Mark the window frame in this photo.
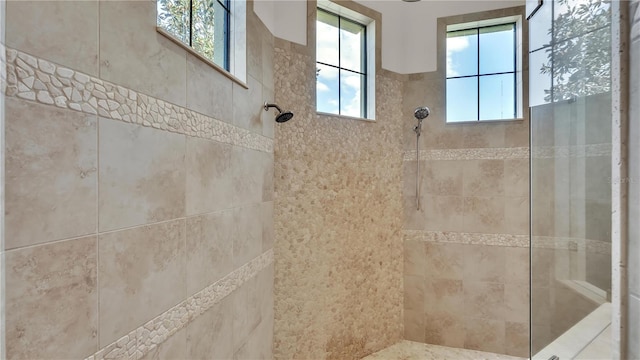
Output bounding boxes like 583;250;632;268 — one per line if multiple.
445;16;524;124
156;0;247;86
315;2;376;121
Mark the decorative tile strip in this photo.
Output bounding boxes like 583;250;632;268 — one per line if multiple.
532;236;611;255
402;147;529;162
531;143;612;159
85;249;274;360
4;48;273;153
403;230;530;247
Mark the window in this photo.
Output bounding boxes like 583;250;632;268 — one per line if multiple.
315;5;375;120
157;0;232;71
446;21;520;122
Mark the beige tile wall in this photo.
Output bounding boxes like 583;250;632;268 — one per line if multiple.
272;1;404;359
401;6;531;358
3;1;275;359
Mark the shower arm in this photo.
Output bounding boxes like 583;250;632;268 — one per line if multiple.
416;124;421;211
264;103;283;113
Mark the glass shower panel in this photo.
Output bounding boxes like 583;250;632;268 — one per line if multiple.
529;0;612;358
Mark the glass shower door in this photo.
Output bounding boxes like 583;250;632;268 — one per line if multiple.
528;0;612;358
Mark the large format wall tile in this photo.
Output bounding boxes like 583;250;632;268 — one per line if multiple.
463;245;506;283
5;236;98;359
98;220;186;346
416;195;464;231
247;12;264;83
423;161;464;196
404;240;426;276
504;159;530;197
504;283;529;324
186;54;233;123
424;312;465;348
262;201;275;251
186;296;234;359
425;243;465;280
462;197;505;234
233;273;264;354
462;123;506;149
186;137;234;216
99;0;187;106
232;74;264;134
423;278;464;314
504;196;530;235
6;0;99;76
463;282;505;320
505;321;529;358
232;204;264;269
185;210;235;296
186;137;263;216
5;98;97;249
462;160;505;196
234;265;274;360
99;119;185;232
464;318;505;354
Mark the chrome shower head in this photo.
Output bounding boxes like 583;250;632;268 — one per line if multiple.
264;102;294;123
414;106;430;120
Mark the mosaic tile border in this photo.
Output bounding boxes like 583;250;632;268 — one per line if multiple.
403;231;611;254
85;249;273;360
402;144;611;162
531;143;612;159
3;48;273;153
402;147;529;162
532;236;612;255
402;230;530;247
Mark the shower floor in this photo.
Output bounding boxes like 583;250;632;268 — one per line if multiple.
362;341;525;360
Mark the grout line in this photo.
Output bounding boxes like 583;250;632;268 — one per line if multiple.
95;115;101;353
85;249;273;360
5;202;270;254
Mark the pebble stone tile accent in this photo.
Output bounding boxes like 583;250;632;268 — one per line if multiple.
402;143;611;162
532;143;612;159
404;231;611;254
532;236;612;255
403;230;530;248
4;48;273;154
83;249;273;360
273;45;404;359
402;147;529;162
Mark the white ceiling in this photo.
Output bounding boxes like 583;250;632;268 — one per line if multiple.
254;0;524;74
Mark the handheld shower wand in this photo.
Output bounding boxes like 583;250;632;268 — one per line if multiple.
413;106;430;210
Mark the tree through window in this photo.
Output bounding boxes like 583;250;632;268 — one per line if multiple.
157;0;230;70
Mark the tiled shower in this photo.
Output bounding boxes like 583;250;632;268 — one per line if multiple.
0;0;638;360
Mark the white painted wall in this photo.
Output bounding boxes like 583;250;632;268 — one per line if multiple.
254;0;524;74
253;0;276;36
254;0;308;46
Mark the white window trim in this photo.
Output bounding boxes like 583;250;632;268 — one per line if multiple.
446;15;525;123
317;0;376;121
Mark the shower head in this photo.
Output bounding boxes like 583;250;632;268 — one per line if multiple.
276;111;294;123
264;102;294;123
414;106;430;120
